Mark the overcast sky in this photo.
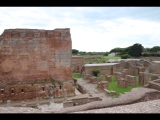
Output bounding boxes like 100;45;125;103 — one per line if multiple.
0;7;160;52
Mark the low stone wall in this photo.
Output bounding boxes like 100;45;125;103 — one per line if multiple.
97;81;108;90
83;74;91;80
77;83;87;94
126;75;136;86
118;78;127;87
63;97;102;108
114;72;123;80
147;79;160;91
56;88;160;113
88;77;102;83
118;75;136;88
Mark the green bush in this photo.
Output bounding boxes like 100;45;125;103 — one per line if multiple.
92;69;100;76
121;54;132;59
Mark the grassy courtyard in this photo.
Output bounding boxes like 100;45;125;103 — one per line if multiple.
72;73;144;97
107;75;143;97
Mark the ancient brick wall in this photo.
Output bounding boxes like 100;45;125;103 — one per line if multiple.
84;64;117;76
0;28;75;101
0;83;51;101
147;79;160;91
71;56;84;73
0;28;72;82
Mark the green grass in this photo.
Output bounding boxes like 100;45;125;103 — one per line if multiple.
31;106;39;109
84;56;121;63
103;56;121;61
107;75;143;97
72;73;82;78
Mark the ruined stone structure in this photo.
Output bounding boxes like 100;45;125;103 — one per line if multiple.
71;56;84;73
0;28;75;101
147;79;160;91
82;63;117;76
88;76;102;83
0;82;51;101
97;81;108;90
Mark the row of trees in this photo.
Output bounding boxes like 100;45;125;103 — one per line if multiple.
110;44;160;58
72;44;160;58
110;46;160;53
72;49;109;56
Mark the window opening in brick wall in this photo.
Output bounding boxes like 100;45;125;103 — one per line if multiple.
11;88;14;94
1;89;4;95
42;86;45;91
21;89;24;93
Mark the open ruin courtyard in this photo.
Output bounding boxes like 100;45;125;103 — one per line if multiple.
0;28;160;113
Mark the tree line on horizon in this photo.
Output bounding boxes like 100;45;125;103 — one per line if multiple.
72;43;160;58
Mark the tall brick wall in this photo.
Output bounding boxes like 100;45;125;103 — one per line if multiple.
0;28;75;101
71;56;84;73
0;28;72;82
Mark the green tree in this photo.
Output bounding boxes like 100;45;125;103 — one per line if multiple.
150;46;160;53
110;47;125;53
104;52;109;56
121;54;132;59
143;47;151;52
128;43;143;58
72;49;79;55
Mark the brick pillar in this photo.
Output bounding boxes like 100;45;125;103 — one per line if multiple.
139;72;144;85
144;73;149;85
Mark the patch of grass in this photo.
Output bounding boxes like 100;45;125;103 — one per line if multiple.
98;59;106;63
72;73;82;78
107;75;143;97
31;106;38;109
84;56;121;63
42;97;49;100
50;78;55;83
103;56;121;61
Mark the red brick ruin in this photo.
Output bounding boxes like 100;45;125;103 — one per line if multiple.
0;28;75;101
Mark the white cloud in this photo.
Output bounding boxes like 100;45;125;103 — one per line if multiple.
0;7;160;52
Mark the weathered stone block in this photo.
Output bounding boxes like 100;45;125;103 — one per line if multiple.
63;100;74;108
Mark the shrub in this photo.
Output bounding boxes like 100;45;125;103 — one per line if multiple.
121;54;132;59
92;69;100;76
50;78;55;83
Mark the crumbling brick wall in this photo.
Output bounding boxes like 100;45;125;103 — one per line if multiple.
71;56;84;73
0;28;72;81
0;82;51;101
0;28;75;101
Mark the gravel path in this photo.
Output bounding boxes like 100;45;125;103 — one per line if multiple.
74;99;160;113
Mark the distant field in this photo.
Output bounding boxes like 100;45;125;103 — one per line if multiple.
103;56;121;60
84;56;121;63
